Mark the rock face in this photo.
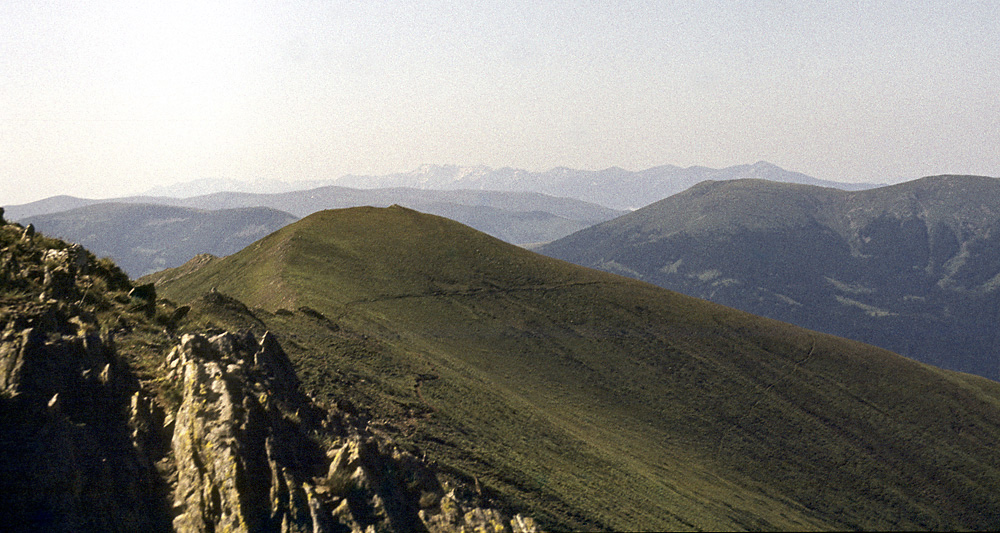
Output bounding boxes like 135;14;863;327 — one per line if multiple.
0;301;173;531
1;219;169;531
163;331;536;533
0;219;536;532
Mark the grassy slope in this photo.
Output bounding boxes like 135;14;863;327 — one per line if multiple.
149;206;1000;531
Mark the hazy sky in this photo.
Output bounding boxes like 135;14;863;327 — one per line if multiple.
2;0;998;205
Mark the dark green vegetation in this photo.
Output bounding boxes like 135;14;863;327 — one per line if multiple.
539;176;1000;381
145;205;1000;531
23;203;298;278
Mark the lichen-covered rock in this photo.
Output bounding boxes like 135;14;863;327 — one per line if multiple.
168;331;319;532
1;314;537;532
419;490;539;533
42;244;90;275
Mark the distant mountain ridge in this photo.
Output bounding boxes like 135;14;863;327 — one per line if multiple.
333;161;882;210
135;162;873;208
2;161;883;279
8;186;623;252
24;203;298;277
539;175;1000;380
141;177;341;198
8;162;879;219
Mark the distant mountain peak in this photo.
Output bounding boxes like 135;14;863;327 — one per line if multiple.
409;163;493;183
141;177;339;198
747;160;782;171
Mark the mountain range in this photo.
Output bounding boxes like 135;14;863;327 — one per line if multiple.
2;161;880;280
5;205;1000;530
22;203;298;277
332;161;882;210
6;187;620;230
539;175;1000;380
141;177;342;198
6;161;870;225
129;161;882;212
8;188;622;276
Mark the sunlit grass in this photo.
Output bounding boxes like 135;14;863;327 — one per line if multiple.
147;205;1000;531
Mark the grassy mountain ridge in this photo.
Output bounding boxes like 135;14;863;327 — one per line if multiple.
539;175;1000;379
146;205;1000;531
0;214;542;532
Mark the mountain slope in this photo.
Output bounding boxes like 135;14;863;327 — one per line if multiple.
2;195;101;220
538;175;1000;379
0;210;535;532
147;205;1000;531
22;203;298;277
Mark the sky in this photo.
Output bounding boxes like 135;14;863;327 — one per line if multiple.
2;0;998;205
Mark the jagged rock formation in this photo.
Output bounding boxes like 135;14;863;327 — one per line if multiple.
164;330;536;532
0;218;536;532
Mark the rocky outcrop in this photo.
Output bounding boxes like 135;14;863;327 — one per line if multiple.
163;331;537;533
1;218;170;531
0;320;538;532
0;301;172;532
